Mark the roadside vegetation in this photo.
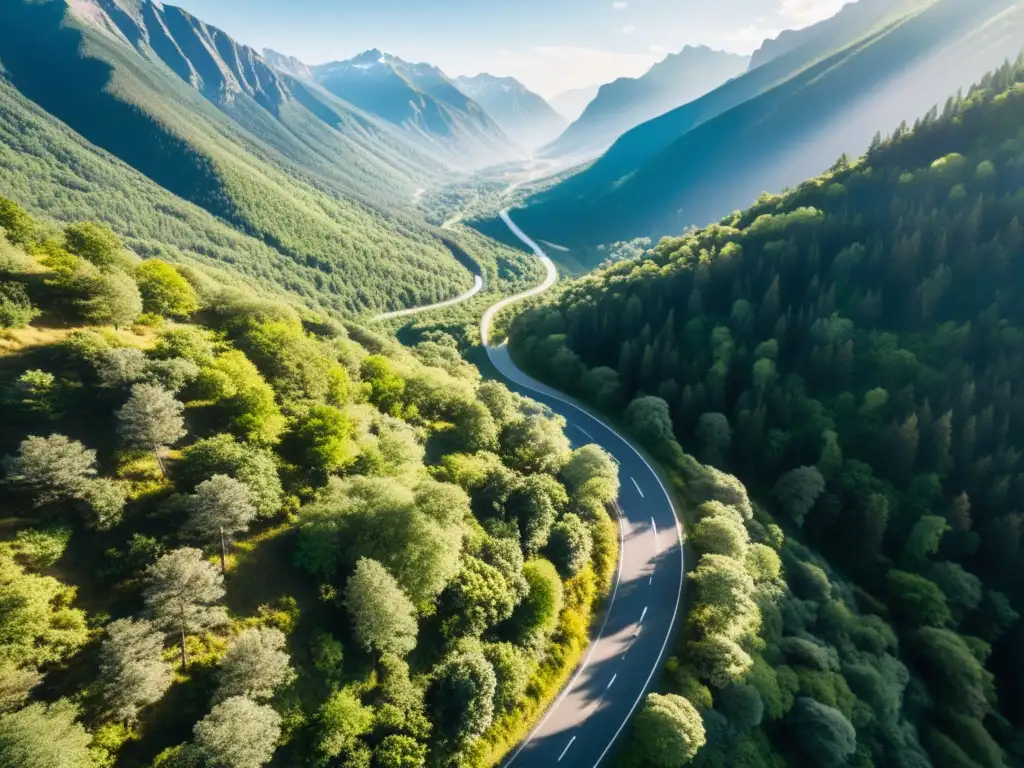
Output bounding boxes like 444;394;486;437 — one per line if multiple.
0;201;620;768
506;56;1024;767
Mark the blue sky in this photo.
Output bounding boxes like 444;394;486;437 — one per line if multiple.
176;0;848;96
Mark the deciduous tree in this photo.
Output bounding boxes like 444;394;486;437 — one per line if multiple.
344;559;418;657
193;696;281;768
216;627;295;702
97;618;173;723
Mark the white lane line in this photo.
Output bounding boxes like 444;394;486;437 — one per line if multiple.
631;477;645;498
576;425;595;441
558;736;577;763
651;518;658;537
649;575;653;586
489;213;686;768
606;674;617;690
639;606;648;625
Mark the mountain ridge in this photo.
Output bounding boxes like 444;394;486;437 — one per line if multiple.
544;45;750;158
453;72;566;151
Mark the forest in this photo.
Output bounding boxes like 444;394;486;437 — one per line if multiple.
507;54;1024;766
0;201;621;767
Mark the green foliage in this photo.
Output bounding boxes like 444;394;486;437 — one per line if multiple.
97;618;174;724
63;221;123;268
135;260;199;318
0;699;95;768
442;556;517;639
632;693;706;766
317;688;372;759
507;56;1024;766
427;649;497;745
0;550;88;670
296;478;462;609
216;627;295;703
509;559;563;645
286;405;356;482
499;414;572;475
67;266;142;328
116;382;186;453
196;351;285;446
193;696;281;768
790;697;857;767
143;548;227;668
175;435;283;518
545;513;593;578
0;281;37;328
2;433;96;506
344;558;418;657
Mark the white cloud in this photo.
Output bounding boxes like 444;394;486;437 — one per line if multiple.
778;0;846;26
612;1;628;8
454;45;659;98
622;24;637;34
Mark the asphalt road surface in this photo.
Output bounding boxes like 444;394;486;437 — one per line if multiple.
484;212;685;767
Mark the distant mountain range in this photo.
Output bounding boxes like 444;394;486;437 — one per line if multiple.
453;73;565;151
544;46;750;159
549;85;601;123
263;48;525;169
496;0;1024;253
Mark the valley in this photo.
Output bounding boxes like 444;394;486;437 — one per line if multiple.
2;0;1024;766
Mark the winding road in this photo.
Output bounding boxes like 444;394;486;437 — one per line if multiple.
485;212;685;767
373;274;484;321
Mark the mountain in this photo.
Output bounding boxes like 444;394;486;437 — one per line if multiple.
307;50;526;169
506;52;1024;768
545;46;750;159
0;0;479;314
549;85;600;122
453;73;566;151
747;0;920;71
262;47;313;81
499;0;1024;253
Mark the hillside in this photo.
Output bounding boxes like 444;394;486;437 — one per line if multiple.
544;46;750;159
453;74;566;151
507;57;1024;767
0;202;620;767
499;0;1024;253
549;85;600;122
308;50;526;170
0;0;484;314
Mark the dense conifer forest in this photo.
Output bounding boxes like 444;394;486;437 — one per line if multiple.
0;202;620;767
507;54;1024;767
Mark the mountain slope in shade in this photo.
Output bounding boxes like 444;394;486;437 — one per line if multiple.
549;85;600;122
309;50;526;169
545;46;750;158
501;0;1024;252
453;73;565;151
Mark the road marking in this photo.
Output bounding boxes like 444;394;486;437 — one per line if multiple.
639;606;648;625
606;673;617;690
489;213;686;768
631;477;645;498
649;575;653;585
575;424;594;441
558;737;576;763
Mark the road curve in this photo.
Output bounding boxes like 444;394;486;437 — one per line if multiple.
373;275;484;321
485;212;685;767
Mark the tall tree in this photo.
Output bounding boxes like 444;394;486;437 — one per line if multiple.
216;627;295;702
97;618;174;724
184;475;257;572
117;383;186;473
0;700;94;768
344;558;418;657
1;434;96;506
193;696;281;768
143;548;227;669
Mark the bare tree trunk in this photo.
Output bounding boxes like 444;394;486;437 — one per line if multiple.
219;526;227;573
154;446;167;477
180;626;188;671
